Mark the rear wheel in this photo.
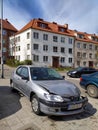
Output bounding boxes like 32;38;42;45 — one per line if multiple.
31;95;41;115
87;84;98;98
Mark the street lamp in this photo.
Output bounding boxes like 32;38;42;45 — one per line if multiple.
0;0;4;78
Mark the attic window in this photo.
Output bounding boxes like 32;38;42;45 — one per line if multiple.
38;22;48;29
59;27;66;32
77;34;84;39
92;36;98;42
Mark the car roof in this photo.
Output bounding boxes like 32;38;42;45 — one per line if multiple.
17;65;49;69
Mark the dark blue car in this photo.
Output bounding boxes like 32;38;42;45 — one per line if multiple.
67;67;97;78
80;72;98;98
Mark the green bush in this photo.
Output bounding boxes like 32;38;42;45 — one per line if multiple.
6;59;32;67
24;60;32;65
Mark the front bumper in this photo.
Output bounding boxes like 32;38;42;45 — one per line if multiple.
40;96;88;116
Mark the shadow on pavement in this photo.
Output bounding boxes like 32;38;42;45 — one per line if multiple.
0;86;22;119
48;102;97;121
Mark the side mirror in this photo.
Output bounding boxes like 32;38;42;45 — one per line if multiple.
22;76;29;81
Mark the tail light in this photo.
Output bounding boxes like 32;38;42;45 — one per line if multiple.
80;77;82;81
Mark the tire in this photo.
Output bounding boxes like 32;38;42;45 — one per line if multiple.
87;84;98;98
31;95;41;115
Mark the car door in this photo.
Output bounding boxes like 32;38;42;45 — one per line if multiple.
82;68;89;75
88;68;96;74
19;67;30;96
13;66;23;91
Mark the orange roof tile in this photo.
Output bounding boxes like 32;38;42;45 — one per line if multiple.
16;18;74;37
69;29;98;44
0;19;18;32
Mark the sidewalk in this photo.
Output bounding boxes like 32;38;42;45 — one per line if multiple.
0;64;15;79
0;78;40;130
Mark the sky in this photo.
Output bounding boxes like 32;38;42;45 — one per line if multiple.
1;0;98;34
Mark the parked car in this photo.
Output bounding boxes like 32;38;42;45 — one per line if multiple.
10;65;88;116
80;72;98;98
67;67;97;78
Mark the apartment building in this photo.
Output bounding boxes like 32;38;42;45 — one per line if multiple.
70;30;98;68
10;18;74;67
0;19;17;63
9;18;98;68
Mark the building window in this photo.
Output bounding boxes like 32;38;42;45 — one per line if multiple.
77;52;81;58
43;45;48;51
95;45;98;50
82;53;87;58
3;47;6;52
61;47;65;53
59;27;66;32
27;32;30;39
38;22;48;28
43;34;48;40
27;55;30;60
83;61;86;66
83;44;87;49
89;44;93;50
61;37;65;43
77;43;81;48
33;44;39;50
33;32;39;39
69;38;73;44
69;48;72;54
27;44;30;50
43;56;48;62
69;58;72;63
17;36;20;42
53;36;58;42
78;34;84;39
53;46;58;52
33;55;39;62
77;61;80;66
16;46;20;51
3;29;7;35
3;39;6;44
89;53;93;59
16;56;20;61
61;57;65;63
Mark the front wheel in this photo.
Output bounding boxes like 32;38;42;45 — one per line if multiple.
87;84;98;98
31;95;41;115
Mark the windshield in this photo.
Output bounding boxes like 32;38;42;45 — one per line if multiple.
30;67;63;80
74;67;83;71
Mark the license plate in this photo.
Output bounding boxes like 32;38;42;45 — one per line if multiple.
68;103;82;110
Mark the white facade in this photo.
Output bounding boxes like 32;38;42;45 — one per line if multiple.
10;28;74;67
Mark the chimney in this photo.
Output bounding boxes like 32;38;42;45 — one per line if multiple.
5;18;8;21
64;24;68;29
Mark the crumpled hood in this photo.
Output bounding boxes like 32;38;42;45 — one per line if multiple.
34;80;80;97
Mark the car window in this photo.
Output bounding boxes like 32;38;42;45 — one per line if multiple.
16;67;22;76
83;68;88;71
20;67;29;78
92;73;98;78
89;68;95;71
30;67;63;80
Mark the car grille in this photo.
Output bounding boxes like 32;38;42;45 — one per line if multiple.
63;96;80;102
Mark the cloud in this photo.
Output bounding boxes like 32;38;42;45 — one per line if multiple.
38;0;98;33
3;0;98;33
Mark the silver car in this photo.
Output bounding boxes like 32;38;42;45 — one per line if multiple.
10;65;88;116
